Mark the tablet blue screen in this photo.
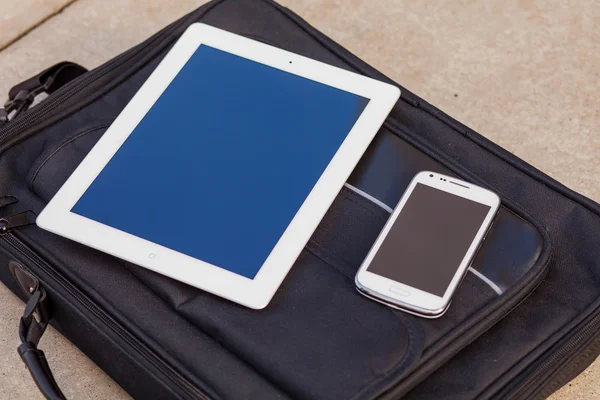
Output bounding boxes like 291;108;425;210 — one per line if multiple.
72;45;369;279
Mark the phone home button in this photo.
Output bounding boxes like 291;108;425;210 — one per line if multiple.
389;286;410;296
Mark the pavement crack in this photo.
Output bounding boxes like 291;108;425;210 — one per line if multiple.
0;0;80;53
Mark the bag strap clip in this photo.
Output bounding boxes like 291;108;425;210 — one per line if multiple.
10;261;66;400
1;61;87;123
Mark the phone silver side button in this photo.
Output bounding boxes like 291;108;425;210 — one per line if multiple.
389;287;410;296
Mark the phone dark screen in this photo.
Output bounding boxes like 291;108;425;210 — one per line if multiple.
366;183;491;297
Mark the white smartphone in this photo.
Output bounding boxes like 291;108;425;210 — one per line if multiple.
355;171;500;318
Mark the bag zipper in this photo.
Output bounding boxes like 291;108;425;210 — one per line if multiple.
1;231;210;400
501;310;600;399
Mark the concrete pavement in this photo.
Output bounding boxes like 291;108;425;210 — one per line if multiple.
1;0;598;398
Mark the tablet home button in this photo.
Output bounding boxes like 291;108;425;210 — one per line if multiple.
389;286;410;296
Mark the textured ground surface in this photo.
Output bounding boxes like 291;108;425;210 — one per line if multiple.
0;0;598;398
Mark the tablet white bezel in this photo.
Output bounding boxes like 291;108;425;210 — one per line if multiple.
36;23;400;309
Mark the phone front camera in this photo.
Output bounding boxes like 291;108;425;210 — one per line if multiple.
429;174;433;177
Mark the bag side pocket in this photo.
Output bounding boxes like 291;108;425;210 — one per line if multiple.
27;124;109;202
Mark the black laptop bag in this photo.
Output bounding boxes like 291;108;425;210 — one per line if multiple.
1;1;599;399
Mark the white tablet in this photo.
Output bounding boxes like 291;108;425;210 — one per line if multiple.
37;23;400;309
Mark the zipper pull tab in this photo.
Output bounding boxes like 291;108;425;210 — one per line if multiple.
3;89;35;121
0;210;36;234
0;196;18;209
0;108;8;124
